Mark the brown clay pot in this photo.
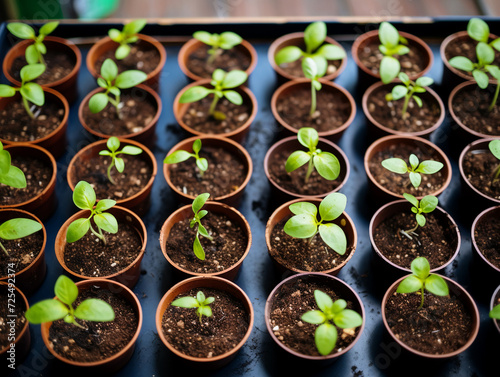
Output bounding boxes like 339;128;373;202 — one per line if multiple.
156;275;254;369
2;36;81;103
173;79;258;143
54;206;147;289
163;135;252;207
66;138;157;216
491;285;500;335
471;206;500;275
40;279;142;373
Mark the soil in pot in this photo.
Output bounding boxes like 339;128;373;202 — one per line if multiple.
186;44;251;79
0;227;43;277
0;285;27;350
161;286;249;358
474;214;500;269
462;149;500;201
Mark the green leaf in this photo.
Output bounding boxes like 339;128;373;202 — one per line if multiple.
95;199;116;212
395;45;410;55
115;44;131;60
218;31;242;49
94;212;118;234
164;150;193;164
285;150;310;173
314;152;340;180
75;299;115;322
198;306;212;318
197;224;211;238
0;149;11;174
73;181;96;210
409;172;421;188
333;309;363;329
314;290;334;312
416;160;443;174
0;85;16;98
467;18;489;43
316;44;345;60
319;192;346;221
115;70;147;88
489;139;500;160
396;275;422;294
275;46;303;65
196;291;206;303
197;158;208;172
54;275;78;306
381;158;408;174
0;166;26;188
489;304;500;319
304;21;326;53
20;64;45;82
89;93;109;114
486;65;500;80
222;70;247;88
413;95;423;107
449;56;474;72
411;257;430;280
100;59;118;82
121;145;142;155
193;234;205;260
192;138;202;154
315;323;337;356
312;79;322;91
109;87;120;97
7;23;35;39
491;38;500;51
179;86;212;103
198;210;208;220
425;275;449;296
391;85;408;101
0;218;42;241
416;213;426;227
123;19;146;35
319;223;347;255
108;28;121;41
20;83;44;106
473;69;489;89
40;21;59;36
403;193;418;207
477;42;495;65
420;195;438;213
114;157;124;172
193;31;214;45
192;193;210;214
380;56;400;84
97;77;108;88
302;57;317;79
284;214;318;238
408;155;419;170
297;127;318;150
204;296;215;305
223;90;243;105
379;22;399;48
172;296;199;308
289;202;318;217
416;76;433;87
25;299;68;324
66;218;90;243
106;136;120;152
331;299;347;313
301;310;326;324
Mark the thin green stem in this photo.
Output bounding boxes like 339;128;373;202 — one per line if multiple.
38;51;46;66
305;157;314;183
107;158;117;185
207;47;221;65
401;94;410;117
89;223;106;245
489;82;500;112
108;95;121;119
0;241;9;256
419;286;425;309
208;93;220;116
493;164;500;181
22;95;35;119
310;81;317;116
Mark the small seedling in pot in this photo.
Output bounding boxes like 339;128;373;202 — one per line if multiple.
66;181;118;245
301;290;363;356
285;127;340;183
7;21;59;65
164;139;208;178
0;141;26;189
0;217;42;256
193;31;242;65
489;139;500;182
378;22;409;84
381;153;443;188
401;193;438;241
99;137;143;185
396;257;449;309
25;275;114;329
302;57;327;117
179;68;247;121
284;192;348;255
467;18;500;50
189;193;214;261
490;303;500;320
171;290;215;323
108;19;147;60
385;72;434;118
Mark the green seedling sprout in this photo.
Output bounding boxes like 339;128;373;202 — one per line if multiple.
25;275;114;329
381;153;443;188
385;72;434;118
99;137;143;185
284;192;347;255
378;22;409;84
301;290;363;356
171;290;215;323
490;303;500;320
89;58;147;119
401;193;438;241
285;127;340;183
193;31;242;65
108;19;147;60
302;57;327;117
396;257;449;309
179;68;247;121
0;218;42;257
66;181;118;245
7;21;59;65
164;139;208;178
189;193;214;261
489;139;500;182
0;141;26;189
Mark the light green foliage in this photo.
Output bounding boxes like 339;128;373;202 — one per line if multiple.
194;31;242;64
108;19;147;60
99;137;143;185
302;57;327;116
0;142;26;189
385;73;434;117
378;22;409;84
7;21;58;65
381;153;443;188
490;303;500;319
0;217;42;256
164;139;208;177
402;193;438;238
189;193;214;260
171;290;215;323
489;139;500;181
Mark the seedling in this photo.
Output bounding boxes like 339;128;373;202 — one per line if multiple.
385;72;434;118
0;218;42;257
284;192;347;255
7;21;59;65
401;193;438;241
25;275;114;329
171;290;215;323
489;139;500;182
89;58;147;118
163;139;208;178
108;19;147;60
378;22;409;84
396;257;449;309
189;193;213;261
66;181;118;245
301;290;362;356
467;18;500;49
302;57;326;116
490;303;500;320
99;137;143;185
285;127;340;183
0;141;26;189
179;68;247;121
193;31;242;65
381;153;443;188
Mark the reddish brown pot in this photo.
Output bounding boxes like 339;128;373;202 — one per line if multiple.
491;285;500;335
66;138;157;216
382;274;479;358
271;79;356;142
267;32;347;83
2;36;81;103
40;279;142;373
471;206;500;275
265;197;357;277
159;201;252;281
173;79;258;143
54;206;147;289
156;275;254;369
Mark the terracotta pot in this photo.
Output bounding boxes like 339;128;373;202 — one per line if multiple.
156;276;254;369
491;285;500;335
265;272;365;362
267;32;347;83
2;36;81;103
40;279;142;373
364;135;452;202
265;197;357;277
263;135;350;202
86;34;166;90
163;135;252;207
173;79;257;143
271;78;356;142
0;88;69;158
66;138;157;216
54;206;147;289
178;38;257;82
471;206;500;275
382;274;479;358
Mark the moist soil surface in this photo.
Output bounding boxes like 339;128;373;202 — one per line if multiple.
385;290;472;354
0;286;27;350
474;214;500;269
161;287;249;358
462;149;500;200
48;285;138;362
186;44;251;79
0;225;43;277
368;143;446;196
164;211;248;274
268;277;360;356
276;85;351;133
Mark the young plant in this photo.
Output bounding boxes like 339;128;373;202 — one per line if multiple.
401;193;438;240
25;275;114;329
0;218;42;256
378;22;409;84
0;141;26;189
385;72;434;118
396;257;449;309
467;18;500;50
99;137;143;185
171;290;215;323
193;31;242;65
163;139;208;178
301;290;362;356
66;181;118;245
381;153;443;188
284;192;347;255
189;193;213;261
489;139;500;182
89;58;147;118
490;303;500;320
302;57;326;116
179;68;247;121
108;19;147;60
285;127;340;183
7;21;59;65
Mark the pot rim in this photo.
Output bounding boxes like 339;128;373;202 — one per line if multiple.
491;285;500;333
471;205;500;273
0;282;30;354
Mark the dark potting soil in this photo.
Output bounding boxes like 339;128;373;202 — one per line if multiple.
0;227;43;277
474;215;500;269
63;223;142;277
48;285;138;362
0;286;27;350
368;143;447;196
276;85;351;133
373;212;458;270
186;44;251;79
385;290;472;354
161;287;249;358
164;212;248;274
268;277;360;356
462;149;500;200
